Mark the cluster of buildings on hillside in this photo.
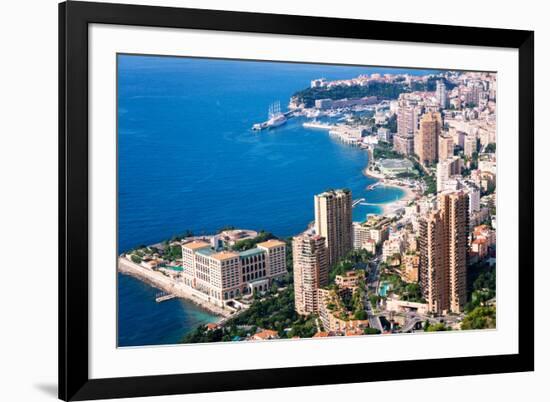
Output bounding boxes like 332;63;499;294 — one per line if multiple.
122;70;497;340
293;189;353;316
292;73;497;324
293;189;372;334
390;72;495;160
308;72;440;90
294;184;494;324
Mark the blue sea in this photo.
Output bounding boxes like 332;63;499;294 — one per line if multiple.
117;55;437;346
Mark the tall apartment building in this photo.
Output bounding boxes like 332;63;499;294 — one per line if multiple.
314;189;353;266
464;81;483;106
394;98;419;156
180;239;286;307
397;99;419;138
435;80;447;109
415;111;442;166
293;233;328;315
438;135;454;161
418;191;469;314
440;191;469;313
418;210;448;314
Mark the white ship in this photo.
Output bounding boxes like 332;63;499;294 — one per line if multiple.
252;101;287;131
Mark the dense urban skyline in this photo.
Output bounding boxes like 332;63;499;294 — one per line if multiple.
118;62;497;345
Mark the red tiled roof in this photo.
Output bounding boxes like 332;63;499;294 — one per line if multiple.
252;329;279;340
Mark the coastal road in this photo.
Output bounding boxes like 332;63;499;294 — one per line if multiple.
400;314;422;333
365;296;383;333
367;256;382;294
365;256;386;333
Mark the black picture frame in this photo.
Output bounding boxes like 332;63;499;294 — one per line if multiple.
59;1;534;400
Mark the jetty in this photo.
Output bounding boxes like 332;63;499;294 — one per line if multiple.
366;182;382;191
155;291;177;303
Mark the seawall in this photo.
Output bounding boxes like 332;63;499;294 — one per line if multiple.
117;257;229;318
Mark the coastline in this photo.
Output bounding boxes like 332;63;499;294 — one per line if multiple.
362;166;418;215
118;257;229;319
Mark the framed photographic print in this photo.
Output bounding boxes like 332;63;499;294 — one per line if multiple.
59;1;534;400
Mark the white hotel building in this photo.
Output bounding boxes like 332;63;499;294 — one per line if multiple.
180;239;286;307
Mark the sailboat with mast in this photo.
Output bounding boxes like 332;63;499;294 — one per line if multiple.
252;101;288;131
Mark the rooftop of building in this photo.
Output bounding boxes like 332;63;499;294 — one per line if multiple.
181;240;210;251
210;250;240;261
239;248;265;259
257;239;286;249
293;231;325;242
195;248;216;257
316;188;351;198
355;214;391;229
345;329;363;336
219;229;258;240
378;158;414;170
252;329;279;340
474;224;492;234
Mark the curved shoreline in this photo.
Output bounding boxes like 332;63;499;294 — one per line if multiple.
362;166;418;215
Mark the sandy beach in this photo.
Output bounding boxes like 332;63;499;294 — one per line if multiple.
362;166;419;215
379;183;418;214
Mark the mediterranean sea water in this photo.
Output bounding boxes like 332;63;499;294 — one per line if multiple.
117;55;437;346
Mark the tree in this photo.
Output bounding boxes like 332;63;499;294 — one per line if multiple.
363;327;381;335
424;322;449;332
369;294;380;307
423;175;437;195
485;143;496;153
292;82;410;108
130;254;142;264
231;231;275;251
461;306;496;330
470;151;479;170
164;245;182;261
386;114;397;133
354;310;367;320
